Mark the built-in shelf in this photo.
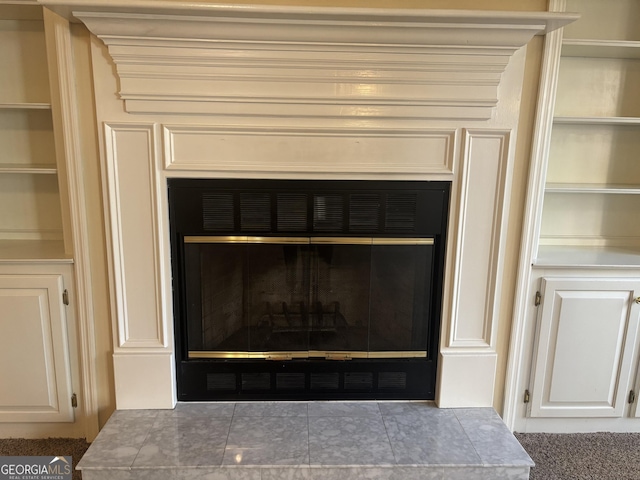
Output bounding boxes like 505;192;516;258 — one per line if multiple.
0;240;71;263
554;116;640;125
545;183;640;194
0;164;57;174
0;102;51;110
535;245;640;268
562;39;640;59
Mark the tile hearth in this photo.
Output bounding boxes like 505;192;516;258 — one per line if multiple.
78;401;533;480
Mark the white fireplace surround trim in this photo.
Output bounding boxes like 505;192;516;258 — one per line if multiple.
68;1;576;411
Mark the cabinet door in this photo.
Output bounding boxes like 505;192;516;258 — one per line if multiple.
529;277;640;418
0;273;74;422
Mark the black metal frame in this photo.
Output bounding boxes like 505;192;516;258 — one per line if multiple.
168;179;450;401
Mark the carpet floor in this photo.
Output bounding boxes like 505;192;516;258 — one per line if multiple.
0;433;639;479
0;437;89;480
515;432;640;480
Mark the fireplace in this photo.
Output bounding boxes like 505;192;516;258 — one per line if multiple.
68;2;576;412
169;179;450;400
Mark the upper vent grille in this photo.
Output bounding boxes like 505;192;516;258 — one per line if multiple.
277;193;307;231
202;193;234;231
349;194;380;231
385;193;417;232
313;194;343;232
240;193;271;232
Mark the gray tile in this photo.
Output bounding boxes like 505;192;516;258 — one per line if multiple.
160;402;236;418
261;467;443;480
444;466;531;480
133;416;232;467
78;412;159;468
80;468;174;480
383;409;482;465
308;401;381;417
223;416;309;465
308;416;395;466
85;467;263;480
233;402;307;417
377;401;437;417
179;467;262;479
454;409;534;466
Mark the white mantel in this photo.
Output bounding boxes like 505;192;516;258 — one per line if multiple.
55;0;576;410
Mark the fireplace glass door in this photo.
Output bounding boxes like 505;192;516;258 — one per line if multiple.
184;237;434;360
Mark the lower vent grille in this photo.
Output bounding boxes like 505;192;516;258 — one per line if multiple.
206;373;236;391
378;372;407;390
344;372;373;390
310;372;339;390
276;373;305;390
241;373;271;391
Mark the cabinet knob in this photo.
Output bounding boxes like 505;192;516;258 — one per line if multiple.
635;297;640;305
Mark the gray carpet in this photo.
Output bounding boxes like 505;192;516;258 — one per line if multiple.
515;432;640;480
0;434;639;479
0;437;89;480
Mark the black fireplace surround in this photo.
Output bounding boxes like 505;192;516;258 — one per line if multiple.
169;179;450;400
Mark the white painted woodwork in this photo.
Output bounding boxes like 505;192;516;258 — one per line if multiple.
164;126;456;175
78;1;574;410
0;7;63;250
0;4;100;439
529;277;640;418
0;15;50;104
504;0;640;432
103;123;167;350
73;7;576;121
43;7;101;440
0;271;74;423
448;129;511;348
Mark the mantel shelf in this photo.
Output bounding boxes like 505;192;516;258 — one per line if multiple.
68;5;577;119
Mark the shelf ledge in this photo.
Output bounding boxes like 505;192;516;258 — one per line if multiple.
535;245;640;268
0;164;58;175
562;39;640;59
553;116;640;126
0;102;52;110
545;184;640;195
0;240;72;263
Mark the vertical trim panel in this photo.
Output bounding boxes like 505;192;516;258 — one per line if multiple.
449;129;511;348
104;123;166;349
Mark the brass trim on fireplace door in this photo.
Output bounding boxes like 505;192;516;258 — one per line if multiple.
184;236;310;244
184;236;434;245
188;350;427;359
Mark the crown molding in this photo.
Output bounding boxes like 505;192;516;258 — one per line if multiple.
56;2;577;119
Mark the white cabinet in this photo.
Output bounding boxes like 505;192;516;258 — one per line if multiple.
529;277;640;418
0;265;75;423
